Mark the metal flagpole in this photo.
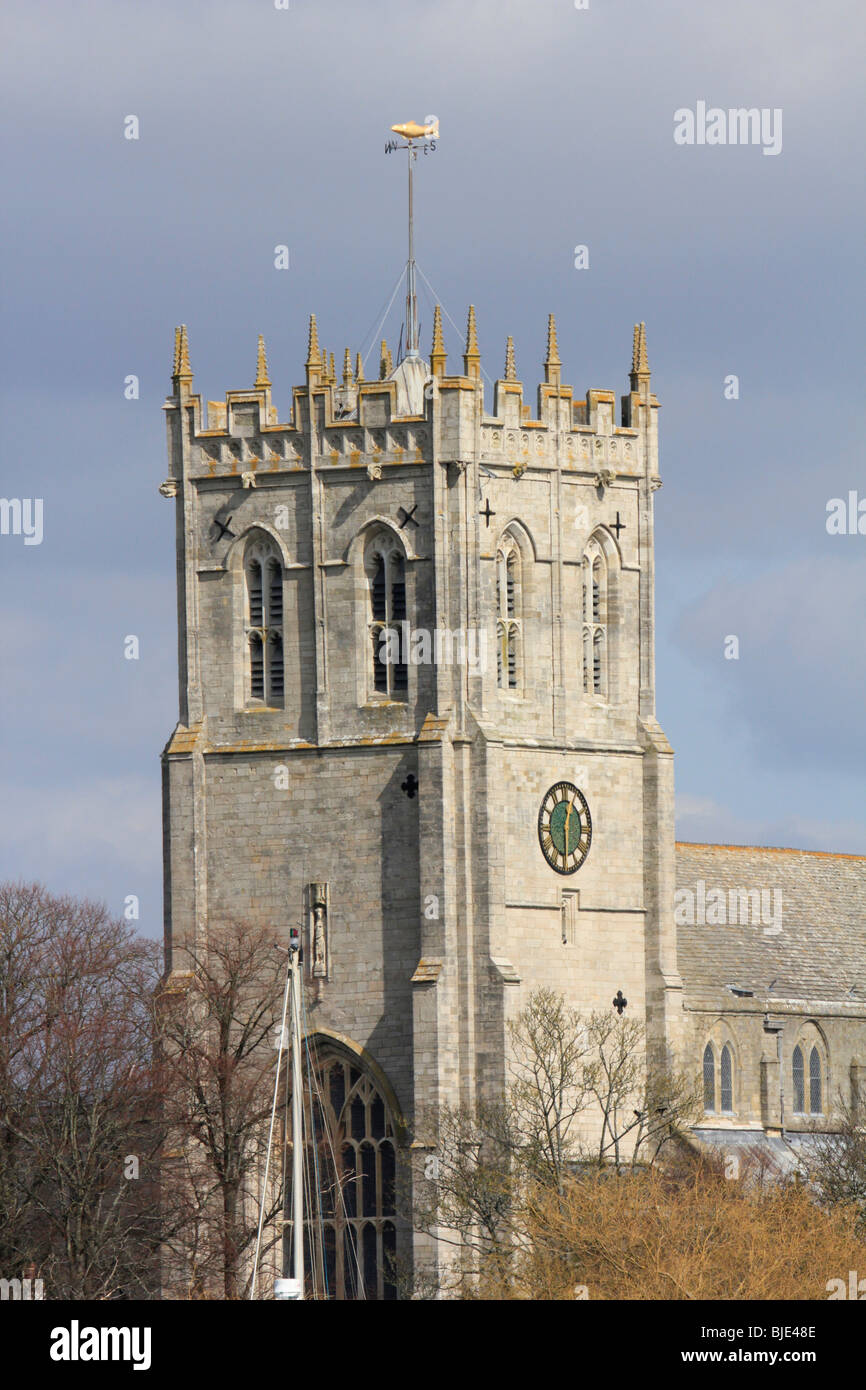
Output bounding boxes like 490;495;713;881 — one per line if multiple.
386;117;439;362
406;142;417;357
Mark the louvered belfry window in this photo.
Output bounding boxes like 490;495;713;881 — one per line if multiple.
269;636;284;700
268;558;283;625
245;538;284;706
371;554;388;692
367;536;408;701
583;539;607;697
250;633;264;700
496;534;521;691
390;556;408;694
248;561;263;627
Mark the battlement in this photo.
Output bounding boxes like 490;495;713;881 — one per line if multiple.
163;311;660;485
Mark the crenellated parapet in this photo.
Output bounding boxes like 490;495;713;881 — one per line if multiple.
163;309;660;488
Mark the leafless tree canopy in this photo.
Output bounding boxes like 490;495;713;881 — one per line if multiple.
411;989;702;1296
809;1097;866;1234
0;881;164;1298
158;923;287;1299
4;896;864;1304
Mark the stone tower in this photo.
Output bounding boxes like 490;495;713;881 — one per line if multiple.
160;309;683;1294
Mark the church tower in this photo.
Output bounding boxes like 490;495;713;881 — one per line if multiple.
160;305;683;1295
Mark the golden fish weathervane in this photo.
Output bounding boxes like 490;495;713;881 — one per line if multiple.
390;117;439;141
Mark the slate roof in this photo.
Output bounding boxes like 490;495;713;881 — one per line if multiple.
690;1127;822;1176
675;843;866;1012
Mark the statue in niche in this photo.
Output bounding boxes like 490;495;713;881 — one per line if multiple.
310;883;328;979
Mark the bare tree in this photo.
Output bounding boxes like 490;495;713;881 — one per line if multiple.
581;1011;645;1169
581;1011;700;1170
410;989;701;1296
507;988;592;1190
809;1096;866;1233
410;1099;520;1295
0;881;165;1298
158;922;288;1299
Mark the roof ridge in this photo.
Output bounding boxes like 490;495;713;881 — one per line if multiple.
676;841;866;861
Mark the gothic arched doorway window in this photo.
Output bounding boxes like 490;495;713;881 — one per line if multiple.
284;1044;399;1300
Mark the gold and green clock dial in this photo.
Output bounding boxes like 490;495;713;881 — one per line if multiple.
537;782;592;875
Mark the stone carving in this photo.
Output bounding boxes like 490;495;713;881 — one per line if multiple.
310;882;328;979
158;478;178;498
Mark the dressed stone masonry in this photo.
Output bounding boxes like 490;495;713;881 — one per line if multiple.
160;310;866;1294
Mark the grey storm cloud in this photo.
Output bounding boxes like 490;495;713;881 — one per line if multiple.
1;0;864;926
674;554;866;773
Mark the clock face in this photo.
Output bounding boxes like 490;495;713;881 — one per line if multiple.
537;782;592;875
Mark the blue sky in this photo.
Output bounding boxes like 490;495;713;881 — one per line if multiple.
1;0;864;938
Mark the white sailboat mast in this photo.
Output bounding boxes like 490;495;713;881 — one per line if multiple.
289;944;304;1292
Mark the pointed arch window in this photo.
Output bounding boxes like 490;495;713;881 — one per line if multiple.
285;1047;398;1300
496;534;522;691
366;535;408;701
244;538;284;706
809;1046;822;1114
702;1044;715;1112
582;538;607;697
793;1044;805;1113
793;1041;823;1115
703;1039;735;1115
720;1043;734;1113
